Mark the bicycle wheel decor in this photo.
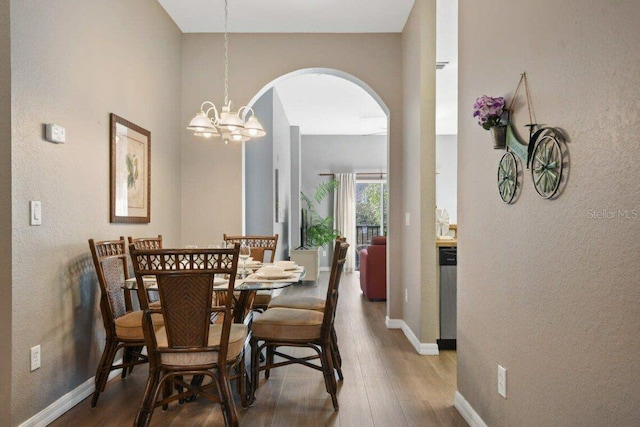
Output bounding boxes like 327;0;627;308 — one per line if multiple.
528;127;565;199
497;151;519;203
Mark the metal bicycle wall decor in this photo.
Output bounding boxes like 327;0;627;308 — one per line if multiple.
496;73;568;203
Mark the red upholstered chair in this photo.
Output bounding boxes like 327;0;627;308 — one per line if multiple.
359;236;387;300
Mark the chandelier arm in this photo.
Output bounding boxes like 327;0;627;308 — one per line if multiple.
237;105;254;120
200;101;216;112
203;104;221;123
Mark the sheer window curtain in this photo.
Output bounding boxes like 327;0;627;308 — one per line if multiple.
333;173;356;272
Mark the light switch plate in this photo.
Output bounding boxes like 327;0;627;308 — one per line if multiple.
30;201;42;226
31;345;41;371
498;365;507;398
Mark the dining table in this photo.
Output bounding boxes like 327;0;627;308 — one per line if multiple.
123;264;306;322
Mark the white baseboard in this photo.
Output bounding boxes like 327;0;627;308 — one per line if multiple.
19;360;123;427
454;391;489;427
385;316;439;355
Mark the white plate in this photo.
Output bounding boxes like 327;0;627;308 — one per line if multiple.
252;273;294;280
213;277;227;286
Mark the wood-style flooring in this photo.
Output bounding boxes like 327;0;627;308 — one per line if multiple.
51;272;467;426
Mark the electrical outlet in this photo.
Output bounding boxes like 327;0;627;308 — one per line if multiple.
31;345;41;371
404;288;408;303
497;365;507;398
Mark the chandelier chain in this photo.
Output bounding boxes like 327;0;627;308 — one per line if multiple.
223;0;229;106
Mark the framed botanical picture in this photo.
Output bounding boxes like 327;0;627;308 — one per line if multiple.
110;113;151;223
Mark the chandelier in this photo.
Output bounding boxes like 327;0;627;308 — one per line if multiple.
187;0;266;143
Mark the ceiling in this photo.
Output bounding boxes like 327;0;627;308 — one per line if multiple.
157;0;416;33
159;0;457;136
274;74;387;136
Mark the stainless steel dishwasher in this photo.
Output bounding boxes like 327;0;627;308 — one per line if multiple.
437;246;457;350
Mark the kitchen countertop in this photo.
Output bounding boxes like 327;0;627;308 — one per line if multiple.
436;238;457;247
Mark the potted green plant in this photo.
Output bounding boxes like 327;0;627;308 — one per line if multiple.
301;180;340;248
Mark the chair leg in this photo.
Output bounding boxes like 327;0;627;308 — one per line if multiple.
177;375;185;405
331;326;342;368
319;343;339;410
265;345;274;379
135;368;161;427
219;368;239;427
250;336;260;404
128;345;144;375
238;354;248;408
121;347;130;379
330;340;344;381
91;337;118;407
162;377;172;411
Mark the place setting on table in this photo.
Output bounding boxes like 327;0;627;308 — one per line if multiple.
122;255;306;293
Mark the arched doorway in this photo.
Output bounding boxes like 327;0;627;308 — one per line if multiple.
243;67;391;307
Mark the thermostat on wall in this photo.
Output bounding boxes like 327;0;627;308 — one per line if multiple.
45;123;66;144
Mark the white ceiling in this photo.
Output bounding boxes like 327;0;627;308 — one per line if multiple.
274;74;387;136
157;0;416;33
158;0;457;136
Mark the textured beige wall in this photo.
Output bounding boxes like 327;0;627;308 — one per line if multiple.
458;0;640;425
401;0;438;343
180;33;405;315
10;0;182;423
418;0;437;345
0;0;11;424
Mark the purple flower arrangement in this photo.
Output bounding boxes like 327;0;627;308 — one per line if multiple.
473;95;506;130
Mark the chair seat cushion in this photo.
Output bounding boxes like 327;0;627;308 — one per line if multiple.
268;295;325;312
155;324;247;366
115;310;163;340
252;308;323;341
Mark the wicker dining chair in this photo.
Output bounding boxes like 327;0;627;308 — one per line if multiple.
250;238;349;410
266;294;343;375
88;237;158;407
128;234;163;250
222;234;278;264
129;245;246;427
128;235;163;306
223;234;279;310
266;236;348;373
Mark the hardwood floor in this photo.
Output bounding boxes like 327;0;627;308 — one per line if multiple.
51;272;467;426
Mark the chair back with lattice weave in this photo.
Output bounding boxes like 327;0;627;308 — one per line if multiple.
321;238;349;339
128;235;163;303
89;237;132;332
129;245;240;363
223;234;278;262
128;235;163;250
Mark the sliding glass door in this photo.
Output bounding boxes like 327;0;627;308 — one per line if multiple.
355;180;388;270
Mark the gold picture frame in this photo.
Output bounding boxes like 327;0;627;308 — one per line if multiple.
110;113;151;223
